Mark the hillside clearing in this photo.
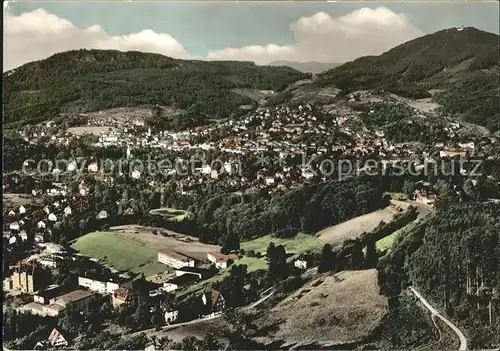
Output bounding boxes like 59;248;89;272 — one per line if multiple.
241;233;322;254
109;225;220;261
71;231;165;276
260;269;388;345
316;200;409;247
149;207;189;221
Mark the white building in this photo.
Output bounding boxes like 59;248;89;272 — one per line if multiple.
48;213;57;222
207;252;237;269
37;221;46;229
88;163;99;173
165;310;179;324
19;205;26;215
158;250;195;269
64;206;72;216
78;276;120;294
9;222;20;231
97;210;108;220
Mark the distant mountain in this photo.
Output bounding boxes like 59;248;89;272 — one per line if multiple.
3;50;308;129
267;60;341;74
317;27;500;131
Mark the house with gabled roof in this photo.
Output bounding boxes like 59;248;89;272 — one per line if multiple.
201;289;226;317
47;328;69;348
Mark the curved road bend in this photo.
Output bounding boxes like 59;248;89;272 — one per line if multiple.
410;287;467;351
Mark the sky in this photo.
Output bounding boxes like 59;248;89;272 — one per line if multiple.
4;1;500;71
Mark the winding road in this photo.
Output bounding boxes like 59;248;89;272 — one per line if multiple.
410;287;467;351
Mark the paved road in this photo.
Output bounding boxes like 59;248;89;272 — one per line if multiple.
410;287;467;351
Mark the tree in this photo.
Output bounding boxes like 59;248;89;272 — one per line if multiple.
318;243;335;273
266;243;288;282
219;264;248;308
221;231;240;253
349;239;364;269
365;240;379;268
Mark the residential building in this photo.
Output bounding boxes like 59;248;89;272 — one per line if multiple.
47;328;69;348
201;290;226;317
165;310;179;324
163;274;199;292
158;250;195;269
78;275;120;294
9;222;20;231
206;252;238;269
97;210;108;220
112;287;135;308
294;254;313;270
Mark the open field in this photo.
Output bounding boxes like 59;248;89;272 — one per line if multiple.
149;208;189;221
109;225;220;261
316;200;409;247
259;269;388;345
71;231;166;276
241;233;322;254
67;126;111;136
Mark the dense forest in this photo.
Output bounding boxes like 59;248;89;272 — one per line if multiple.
4;49;308;129
378;202;500;348
193;176;386;243
317;27;500;132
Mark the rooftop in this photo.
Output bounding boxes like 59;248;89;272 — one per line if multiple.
158;250;193;262
165;274;199;286
207;251;238;262
54;289;97;305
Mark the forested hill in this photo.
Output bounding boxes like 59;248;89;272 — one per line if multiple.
317;27;500;132
379;201;500;347
3;49;308;129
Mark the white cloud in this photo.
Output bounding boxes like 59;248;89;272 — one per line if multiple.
4;7;424;71
208;7;424;64
3;9;190;71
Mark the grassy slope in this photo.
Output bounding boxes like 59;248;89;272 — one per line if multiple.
241;233;322;254
260;269;388;345
4;49;307;128
71;231;166;276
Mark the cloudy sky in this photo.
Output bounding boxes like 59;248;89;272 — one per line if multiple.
4;1;499;71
